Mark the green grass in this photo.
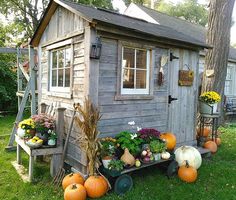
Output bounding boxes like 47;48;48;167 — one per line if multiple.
0;116;236;200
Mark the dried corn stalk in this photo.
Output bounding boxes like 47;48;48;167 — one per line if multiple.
75;98;101;176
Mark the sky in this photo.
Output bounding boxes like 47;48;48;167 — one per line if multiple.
112;0;236;45
0;0;236;45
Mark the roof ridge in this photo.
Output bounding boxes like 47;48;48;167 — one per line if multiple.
136;3;206;29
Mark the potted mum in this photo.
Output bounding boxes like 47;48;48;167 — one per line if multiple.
199;91;221;114
100;137;116;168
17;118;36;139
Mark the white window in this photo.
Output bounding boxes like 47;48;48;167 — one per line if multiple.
225;66;233;95
50;46;71;92
121;47;150;95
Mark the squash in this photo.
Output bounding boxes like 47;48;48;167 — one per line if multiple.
204;141;217;153
64;184;87;200
197;127;211;137
159;132;176;151
62;173;85;190
161;151;171;160
84;175;108;198
121;148;135;167
174;146;202;169
178;161;197;183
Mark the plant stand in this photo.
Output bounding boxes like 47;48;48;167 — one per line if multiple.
198;113;220;147
14;135;63;182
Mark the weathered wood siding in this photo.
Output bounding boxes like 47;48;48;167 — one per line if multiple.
38;6;88;174
97;37;169;135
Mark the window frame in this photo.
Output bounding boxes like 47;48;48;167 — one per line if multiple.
48;43;72;93
121;46;150;95
225;65;234;95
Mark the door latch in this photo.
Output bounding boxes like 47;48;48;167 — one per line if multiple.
168;95;178;104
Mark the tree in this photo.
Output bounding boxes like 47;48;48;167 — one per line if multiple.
157;0;208;26
201;0;235;119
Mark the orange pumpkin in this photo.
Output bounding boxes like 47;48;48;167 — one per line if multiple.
204;141;217;153
197;127;211;137
64;184;87;200
214;137;221;146
160;132;176;151
178;162;198;183
84;175;108;198
62;173;85;190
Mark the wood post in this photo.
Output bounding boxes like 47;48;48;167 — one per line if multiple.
29;45;36;115
17;144;22;164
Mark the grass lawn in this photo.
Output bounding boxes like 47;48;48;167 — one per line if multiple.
0;115;236;200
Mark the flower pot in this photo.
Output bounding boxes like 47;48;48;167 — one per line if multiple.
102;157;112;169
36;132;49;145
29;129;36;137
199;101;217;115
48;139;56;146
153;153;161;161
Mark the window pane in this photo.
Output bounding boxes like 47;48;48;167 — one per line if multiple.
123;47;135;69
58;50;64;68
58;69;63;87
65;68;70;87
52;52;57;68
136;70;147;89
65;48;71;68
136;49;147;69
123;68;134;88
52;70;57;86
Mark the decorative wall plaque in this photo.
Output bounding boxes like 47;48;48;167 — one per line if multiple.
178;69;194;86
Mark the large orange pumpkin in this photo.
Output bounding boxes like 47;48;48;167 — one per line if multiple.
197;127;211;137
214;137;221;146
84;175;108;198
204;141;217;153
178;162;198;183
64;184;87;200
160;132;176;151
62;173;85;190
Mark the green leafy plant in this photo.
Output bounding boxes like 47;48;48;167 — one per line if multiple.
100;137;117;158
48;130;57;140
115;131;144;155
150;140;166;153
108;159;124;171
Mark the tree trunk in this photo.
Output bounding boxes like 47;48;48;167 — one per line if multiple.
201;0;235;122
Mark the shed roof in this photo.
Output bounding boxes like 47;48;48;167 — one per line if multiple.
31;0;209;49
128;4;236;61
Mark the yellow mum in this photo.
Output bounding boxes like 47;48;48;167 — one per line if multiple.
199;91;221;104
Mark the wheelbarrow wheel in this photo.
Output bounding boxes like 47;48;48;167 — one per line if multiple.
167;160;179;178
114;174;133;195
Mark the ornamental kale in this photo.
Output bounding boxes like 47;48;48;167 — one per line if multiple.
138;128;161;143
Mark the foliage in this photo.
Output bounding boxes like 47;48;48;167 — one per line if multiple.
100;137;117;158
1;116;236;199
157;0;208;26
150;139;166;153
108;159;125;171
75;98;101;176
73;0;113;9
199;91;221;104
138;128;160;143
48;130;57;140
115;131;143;155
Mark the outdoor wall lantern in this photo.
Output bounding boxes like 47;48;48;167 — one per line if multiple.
90;37;102;59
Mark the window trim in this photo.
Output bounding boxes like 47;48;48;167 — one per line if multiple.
121;46;150;95
225;66;234;95
49;44;72;93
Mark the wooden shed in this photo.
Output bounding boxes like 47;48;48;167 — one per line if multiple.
30;0;209;175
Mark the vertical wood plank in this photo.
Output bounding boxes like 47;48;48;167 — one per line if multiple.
29;46;36;115
17;144;22;164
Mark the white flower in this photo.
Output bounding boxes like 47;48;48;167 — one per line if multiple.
131;133;137;140
128;121;135;126
137;126;142;131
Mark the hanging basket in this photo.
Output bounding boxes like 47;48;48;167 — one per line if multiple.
199;101;217;115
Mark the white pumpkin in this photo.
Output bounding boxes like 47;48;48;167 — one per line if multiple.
161;151;171;160
174;146;202;169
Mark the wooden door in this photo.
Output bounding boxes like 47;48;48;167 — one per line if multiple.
168;49;199;145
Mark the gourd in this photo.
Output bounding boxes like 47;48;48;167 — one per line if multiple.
64;184;87;200
204;141;217;153
84;175;108;198
121;148;135;167
62;173;85;190
159;132;176;151
197;127;210;137
178;161;198;183
174;146;202;169
161;151;171;160
214;137;221;146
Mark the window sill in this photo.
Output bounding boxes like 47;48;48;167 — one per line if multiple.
115;94;154;101
47;91;72;99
